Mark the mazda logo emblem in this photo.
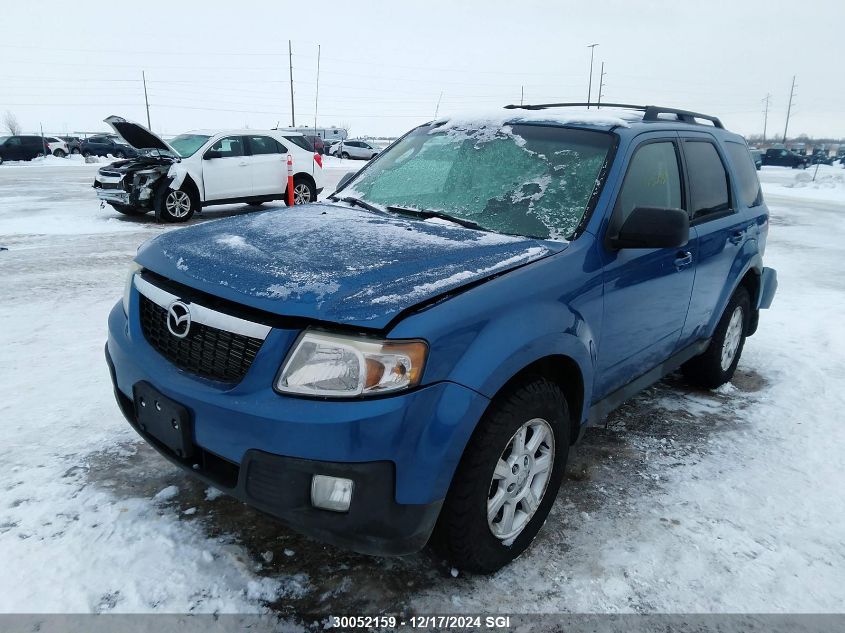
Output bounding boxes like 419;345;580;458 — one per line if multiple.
166;301;192;338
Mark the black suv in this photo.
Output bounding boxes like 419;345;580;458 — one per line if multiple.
0;135;51;164
80;135;138;159
762;148;808;169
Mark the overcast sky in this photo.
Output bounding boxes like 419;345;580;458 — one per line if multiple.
2;0;843;140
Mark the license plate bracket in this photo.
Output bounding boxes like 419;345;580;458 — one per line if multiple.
133;382;194;460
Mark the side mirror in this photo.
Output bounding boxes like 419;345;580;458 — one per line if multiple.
611;206;689;250
204;150;223;160
336;170;357;190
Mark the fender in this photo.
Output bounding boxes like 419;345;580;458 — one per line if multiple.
389;247;601;427
705;243;762;338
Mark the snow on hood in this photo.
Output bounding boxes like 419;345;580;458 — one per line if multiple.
104;115;175;153
135;203;564;329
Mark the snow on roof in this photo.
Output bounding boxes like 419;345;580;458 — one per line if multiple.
432;106;635;130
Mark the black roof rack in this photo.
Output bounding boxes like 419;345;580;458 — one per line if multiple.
502;102;724;129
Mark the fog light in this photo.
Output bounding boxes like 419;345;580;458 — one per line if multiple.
311;475;353;512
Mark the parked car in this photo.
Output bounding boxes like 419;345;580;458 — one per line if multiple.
43;136;69;157
58;136;83;154
81;135;138;159
301;134;324;154
105;104;776;573
93;116;324;222
748;148;763;170
762;147;808;168
0;135;53;163
335;139;380;160
809;149;834;166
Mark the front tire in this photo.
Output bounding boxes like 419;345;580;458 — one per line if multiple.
682;287;750;389
433;376;569;573
155;186;198;222
341;152;350;159
108;202;148;216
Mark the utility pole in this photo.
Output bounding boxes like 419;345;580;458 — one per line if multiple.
586;43;598;108
783;75;796;144
762;93;771;141
434;91;443;120
520;85;524;106
288;40;295;127
314;44;321;136
597;62;606;108
142;71;151;129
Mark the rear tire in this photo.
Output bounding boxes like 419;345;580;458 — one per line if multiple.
341;152;350;159
71;148;80;155
285;177;316;206
432;376;569;574
154;185;198;222
53;149;67;158
682;287;750;389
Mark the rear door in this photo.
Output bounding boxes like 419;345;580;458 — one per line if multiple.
23;137;44;159
246;135;286;196
679;136;757;345
596;134;696;398
201;136;251;200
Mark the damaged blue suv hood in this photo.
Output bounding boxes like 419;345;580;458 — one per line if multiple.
135;203;564;329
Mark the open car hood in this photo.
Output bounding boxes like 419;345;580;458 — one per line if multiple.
104;115;174;153
135;203;565;330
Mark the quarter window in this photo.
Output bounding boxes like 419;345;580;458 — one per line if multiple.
724;141;762;208
614;141;683;227
684;141;731;220
208;136;244;157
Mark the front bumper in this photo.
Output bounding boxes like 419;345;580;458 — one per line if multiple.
95;189;130;204
106;298;489;555
106;346;440;554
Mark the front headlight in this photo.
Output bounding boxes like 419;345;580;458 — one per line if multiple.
122;261;143;315
277;331;428;397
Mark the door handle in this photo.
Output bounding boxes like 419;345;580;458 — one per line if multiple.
674;251;693;270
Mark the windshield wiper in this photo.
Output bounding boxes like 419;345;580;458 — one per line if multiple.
385;205;485;231
333;196;387;215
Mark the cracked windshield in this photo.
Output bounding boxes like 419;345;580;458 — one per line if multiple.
347;123;614;239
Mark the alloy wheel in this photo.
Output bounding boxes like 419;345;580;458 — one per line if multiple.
293;183;312;205
487;417;555;541
165;190;192;218
720;306;744;371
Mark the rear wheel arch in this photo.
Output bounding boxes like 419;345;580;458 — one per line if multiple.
738;268;761;335
292;171;316;191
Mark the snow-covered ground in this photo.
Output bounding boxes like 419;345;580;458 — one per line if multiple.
0;161;844;621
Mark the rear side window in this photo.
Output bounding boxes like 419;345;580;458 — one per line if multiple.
615;141;683;226
247;135;281;155
284;135;314;152
724;141;762;208
684;141;731;220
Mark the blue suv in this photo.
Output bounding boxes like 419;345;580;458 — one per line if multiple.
106;103;777;573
